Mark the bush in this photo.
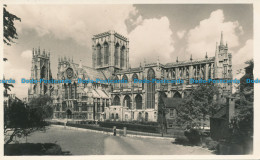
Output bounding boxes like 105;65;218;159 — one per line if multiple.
174;137;189;145
184;129;201;145
203;137;219;150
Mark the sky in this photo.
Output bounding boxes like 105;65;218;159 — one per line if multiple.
3;4;253;99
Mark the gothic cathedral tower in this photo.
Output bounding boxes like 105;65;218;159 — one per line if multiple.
92;30;129;75
28;47;53;101
214;32;233;97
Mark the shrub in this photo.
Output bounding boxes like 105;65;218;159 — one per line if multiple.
184;129;201;145
203;137;219;150
174;137;189;145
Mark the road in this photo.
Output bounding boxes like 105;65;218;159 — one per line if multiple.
18;125;214;155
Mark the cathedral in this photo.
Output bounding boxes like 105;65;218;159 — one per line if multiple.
28;30;233;123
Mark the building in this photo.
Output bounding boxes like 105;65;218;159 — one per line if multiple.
28;31;233;122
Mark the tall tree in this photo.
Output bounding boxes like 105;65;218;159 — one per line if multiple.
4;95;53;144
3;4;21;46
177;83;221;128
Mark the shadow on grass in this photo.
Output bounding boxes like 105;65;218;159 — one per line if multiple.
4;143;72;156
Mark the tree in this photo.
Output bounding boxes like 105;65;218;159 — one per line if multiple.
28;95;54;119
229;60;253;143
4;101;48;144
4;95;53;144
177;83;221;129
3;4;21;46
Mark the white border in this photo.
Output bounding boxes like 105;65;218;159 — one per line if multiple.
0;0;259;159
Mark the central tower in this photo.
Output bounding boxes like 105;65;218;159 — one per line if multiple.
92;30;129;74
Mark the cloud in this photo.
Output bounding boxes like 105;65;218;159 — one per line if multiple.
129;16;174;67
8;5;137;47
21;50;32;60
233;39;253;64
186;9;243;59
177;30;186;39
232;39;253;75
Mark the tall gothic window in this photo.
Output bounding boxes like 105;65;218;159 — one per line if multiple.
97;44;101;66
74;83;77;99
135;94;142;110
104;42;109;65
34;65;37;79
208;65;212;79
122;74;128;89
64;84;68;99
147;68;155;109
123;95;132;109
69;83;72;99
113;95;120;105
41;66;46;79
115;43;119;66
132;73;138;88
113;75;120;89
186;68;189;84
120;46;125;68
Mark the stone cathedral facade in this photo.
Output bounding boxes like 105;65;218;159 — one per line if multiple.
28;31;232;122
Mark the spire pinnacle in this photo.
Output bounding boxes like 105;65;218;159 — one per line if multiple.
220;31;224;46
190;54;193;61
176;56;178;62
79;60;82;68
205;52;208;59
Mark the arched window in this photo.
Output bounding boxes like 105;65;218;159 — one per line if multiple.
208;65;212;79
160;92;167;99
69;83;72;99
138;112;142;121
114;75;120;89
173;92;182;98
113;95;120;105
74;83;77;99
186;68;189;84
201;66;205;79
34;65;37;78
115;113;119;119
145;112;148;121
41;66;46;79
122;74;128;89
97;44;101;66
120;46;125;68
172;70;176;86
64;84;68;99
111;113;114;119
135;94;142;109
123;95;132;109
147;68;155;109
115;43;119;66
132;73;138;88
104;42;109;65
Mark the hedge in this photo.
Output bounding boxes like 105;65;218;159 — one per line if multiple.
99;121;160;133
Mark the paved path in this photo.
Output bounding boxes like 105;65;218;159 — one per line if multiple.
17;126;214;155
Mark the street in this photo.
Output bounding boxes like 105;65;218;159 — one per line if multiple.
18;125;214;155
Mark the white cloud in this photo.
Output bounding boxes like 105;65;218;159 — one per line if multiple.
232;39;253;75
233;39;253;64
177;30;186;39
8;5;137;47
186;9;243;59
21;50;32;60
129;16;174;67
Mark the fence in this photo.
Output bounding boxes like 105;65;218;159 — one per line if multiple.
49;121;177;138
